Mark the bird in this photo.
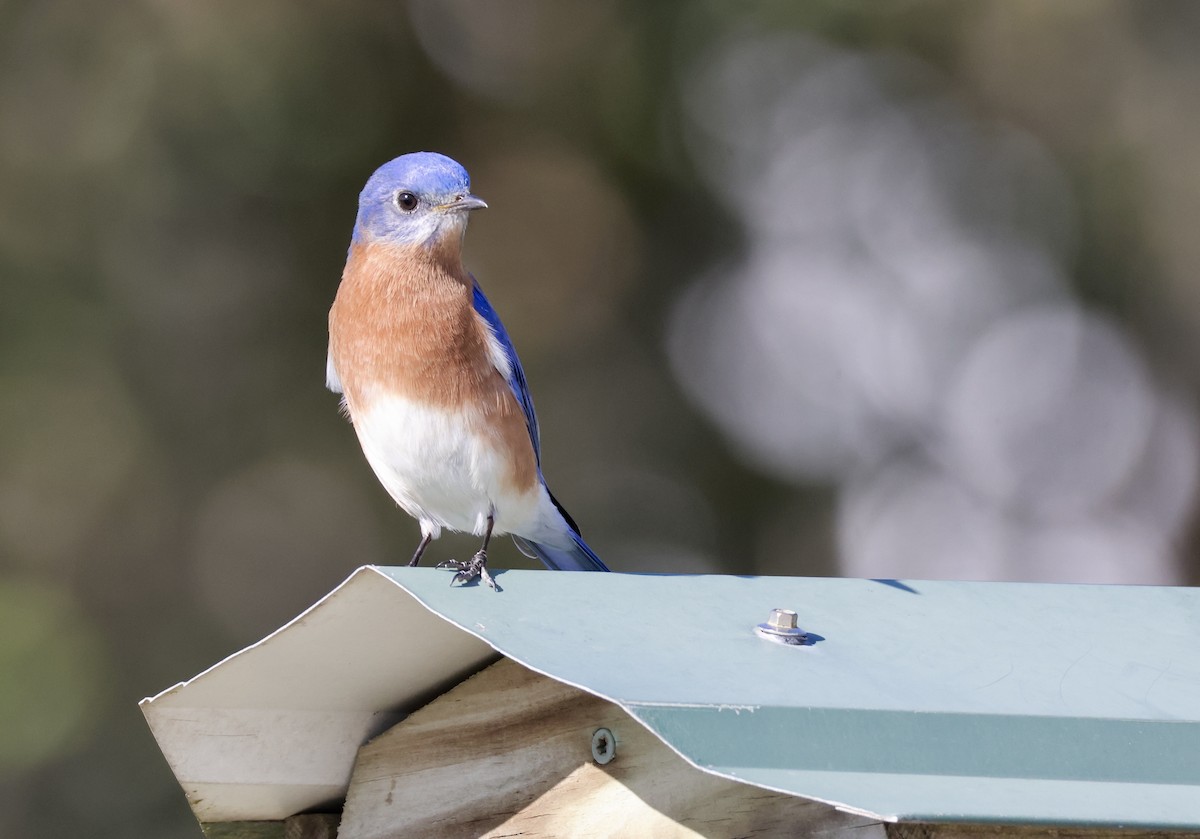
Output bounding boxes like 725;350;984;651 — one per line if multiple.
326;152;609;589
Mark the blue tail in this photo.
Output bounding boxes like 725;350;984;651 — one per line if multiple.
516;529;610;572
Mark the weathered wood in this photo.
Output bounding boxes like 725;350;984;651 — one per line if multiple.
284;814;340;839
202;813;339;839
339;657;884;838
202;821;283;839
887;826;1200;839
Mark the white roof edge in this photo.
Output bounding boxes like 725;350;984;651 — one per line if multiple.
140;566;379;706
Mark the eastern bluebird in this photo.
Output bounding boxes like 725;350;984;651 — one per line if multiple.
326;152;609;589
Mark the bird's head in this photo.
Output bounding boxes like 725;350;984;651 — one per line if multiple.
352;152;487;249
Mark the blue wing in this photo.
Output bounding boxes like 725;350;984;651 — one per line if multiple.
472;278;541;464
472;279;610;573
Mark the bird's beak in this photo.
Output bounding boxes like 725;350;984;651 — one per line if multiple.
443;194;488;213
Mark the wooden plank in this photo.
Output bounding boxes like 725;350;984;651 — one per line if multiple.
284;814;340;839
339;658;883;838
888;826;1200;838
202;814;339;839
202;822;283;839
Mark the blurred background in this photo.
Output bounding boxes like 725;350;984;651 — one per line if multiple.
2;0;1199;835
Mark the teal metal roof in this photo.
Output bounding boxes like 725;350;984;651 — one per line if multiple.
141;567;1200;828
373;567;1200;829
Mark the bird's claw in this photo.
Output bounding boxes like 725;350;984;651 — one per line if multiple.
437;551;500;591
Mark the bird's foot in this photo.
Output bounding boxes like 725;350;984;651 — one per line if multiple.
437;550;500;591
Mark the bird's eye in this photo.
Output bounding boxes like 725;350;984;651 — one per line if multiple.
395;191;419;212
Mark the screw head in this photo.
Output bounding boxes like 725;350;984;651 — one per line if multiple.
591;727;616;765
755;608;808;645
767;608;798;630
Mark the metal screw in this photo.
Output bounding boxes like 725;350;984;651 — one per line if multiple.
768;608;798;630
755;608;808;645
591;727;616;765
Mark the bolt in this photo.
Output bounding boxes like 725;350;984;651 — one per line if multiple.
755;608;808;646
768;608;798;630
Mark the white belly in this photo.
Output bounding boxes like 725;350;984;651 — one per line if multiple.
351;393;542;539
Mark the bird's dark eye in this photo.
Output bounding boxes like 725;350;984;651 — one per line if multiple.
395;191;419;212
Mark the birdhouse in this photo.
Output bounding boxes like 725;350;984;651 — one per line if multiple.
141;568;1200;838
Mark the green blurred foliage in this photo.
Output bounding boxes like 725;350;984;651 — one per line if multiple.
0;1;1198;835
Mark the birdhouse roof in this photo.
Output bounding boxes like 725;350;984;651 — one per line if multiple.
141;566;1200;829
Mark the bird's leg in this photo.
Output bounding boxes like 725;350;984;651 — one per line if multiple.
438;512;499;591
407;532;433;567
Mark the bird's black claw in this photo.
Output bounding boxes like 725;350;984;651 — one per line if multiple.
437;551;500;591
478;562;499;591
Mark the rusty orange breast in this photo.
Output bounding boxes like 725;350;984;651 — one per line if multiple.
328;240;538;494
